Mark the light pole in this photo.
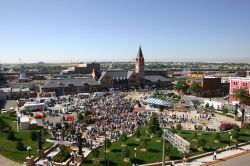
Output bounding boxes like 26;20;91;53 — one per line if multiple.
27;146;32;158
229;131;232;147
70;151;75;163
134;148;137;158
104;126;107;166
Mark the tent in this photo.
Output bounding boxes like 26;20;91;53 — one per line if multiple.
143;98;172;106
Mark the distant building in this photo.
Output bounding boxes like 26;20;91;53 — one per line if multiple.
40;78;100;96
145;75;173;88
61;63;100;75
97;70;137;89
145;69;168;78
229;77;250;105
18;73;29;83
186;73;222;97
0;87;30;99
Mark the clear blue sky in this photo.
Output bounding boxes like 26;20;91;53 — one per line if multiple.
0;0;250;63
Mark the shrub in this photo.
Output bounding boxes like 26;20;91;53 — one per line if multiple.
30;131;38;141
222;108;229;114
7;130;16;140
140;139;147;148
232;131;239;139
176;124;182;131
91;149;100;159
53;145;71;162
105;138;112;148
197;125;203;131
121;148;130;158
214;133;221;140
135;129;141;138
16;139;25;151
197;138;206;148
191;133;197;139
233;125;240;133
119;133;128;142
156;130;162;137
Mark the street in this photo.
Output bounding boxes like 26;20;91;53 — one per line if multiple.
213;152;250;166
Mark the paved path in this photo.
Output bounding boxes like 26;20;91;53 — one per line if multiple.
0;154;22;166
213;153;250;166
174;144;250;166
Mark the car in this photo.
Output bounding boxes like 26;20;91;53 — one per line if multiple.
219;122;233;131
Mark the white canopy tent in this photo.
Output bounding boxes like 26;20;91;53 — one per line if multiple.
143;98;172;107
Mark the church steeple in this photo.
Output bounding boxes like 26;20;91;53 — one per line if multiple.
135;46;145;87
137;46;143;58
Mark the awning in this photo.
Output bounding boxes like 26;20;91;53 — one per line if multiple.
143;98;171;106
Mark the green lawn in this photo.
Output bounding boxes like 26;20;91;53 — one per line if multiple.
82;127;250;166
214;111;234;119
0;112;53;163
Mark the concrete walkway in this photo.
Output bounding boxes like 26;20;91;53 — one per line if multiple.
0;154;22;166
174;144;250;166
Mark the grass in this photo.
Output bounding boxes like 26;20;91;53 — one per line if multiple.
0;112;53;163
214;111;234;119
82;126;250;166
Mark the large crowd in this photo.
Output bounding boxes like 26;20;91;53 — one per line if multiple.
49;92;149;150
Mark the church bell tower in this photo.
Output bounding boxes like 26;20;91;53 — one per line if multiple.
135;46;145;87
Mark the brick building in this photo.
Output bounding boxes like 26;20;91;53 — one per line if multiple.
186;73;222;97
229;77;250;105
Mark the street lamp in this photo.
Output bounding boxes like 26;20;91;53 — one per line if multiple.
229;131;232;147
70;151;75;163
27;146;32;158
134;148;137;158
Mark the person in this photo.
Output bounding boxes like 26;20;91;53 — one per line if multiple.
182;156;186;164
213;151;217;160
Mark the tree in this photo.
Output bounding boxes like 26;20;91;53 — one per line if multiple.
91;148;100;159
135;129;141;138
192;100;200;110
16;139;25;151
105;138;112;148
30;131;38;141
176;124;182;131
174;81;189;92
232;131;239;139
148;113;161;135
188;81;201;95
233;125;240;133
7;129;16;140
205;103;210;112
119;133;128;142
234;88;250;104
121;148;130;158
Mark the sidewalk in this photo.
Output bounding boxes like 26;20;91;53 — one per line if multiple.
174;144;250;166
0;154;22;166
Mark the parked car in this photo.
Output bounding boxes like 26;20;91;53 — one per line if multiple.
219;122;233;131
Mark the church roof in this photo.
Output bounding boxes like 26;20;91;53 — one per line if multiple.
99;70;135;81
137;46;143;58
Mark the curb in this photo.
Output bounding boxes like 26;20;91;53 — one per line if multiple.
201;149;250;166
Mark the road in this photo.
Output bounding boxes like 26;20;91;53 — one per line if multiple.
213;152;250;166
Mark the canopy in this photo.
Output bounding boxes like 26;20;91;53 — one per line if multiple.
143;98;171;106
